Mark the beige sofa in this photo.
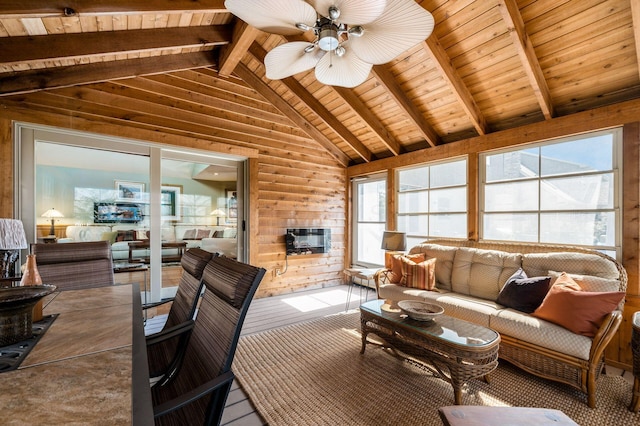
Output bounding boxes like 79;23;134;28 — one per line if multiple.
374;239;627;408
63;225;237;260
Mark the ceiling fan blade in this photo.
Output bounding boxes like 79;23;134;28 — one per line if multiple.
265;42;323;80
314;44;373;88
349;0;435;65
225;0;317;35
311;0;386;25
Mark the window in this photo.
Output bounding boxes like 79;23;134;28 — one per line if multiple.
481;129;621;256
353;175;386;266
396;158;467;247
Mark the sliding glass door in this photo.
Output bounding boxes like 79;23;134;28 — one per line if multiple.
17;123;244;303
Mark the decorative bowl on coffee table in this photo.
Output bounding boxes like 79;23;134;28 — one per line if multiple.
398;300;444;322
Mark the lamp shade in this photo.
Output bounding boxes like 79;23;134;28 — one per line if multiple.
380;231;406;251
0;219;28;250
41;208;64;219
210;209;226;217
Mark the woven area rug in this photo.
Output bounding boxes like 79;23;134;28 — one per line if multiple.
233;311;638;425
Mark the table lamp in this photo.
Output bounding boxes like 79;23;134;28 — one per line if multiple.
0;219;28;278
380;231;407;268
41;208;64;236
210;209;226;226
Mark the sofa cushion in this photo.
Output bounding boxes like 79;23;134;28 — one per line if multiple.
548;270;620;293
389;253;425;283
400;257;436;290
522;252;619;280
183;229;197;239
532;273;625;337
496;268;551;313
408;243;458;291
101;231;117;245
451;247;521;301
115;229;137;242
378;283;449;306
419;292;502;328
490;308;593;360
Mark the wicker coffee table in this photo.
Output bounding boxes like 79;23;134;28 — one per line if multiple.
360;299;500;405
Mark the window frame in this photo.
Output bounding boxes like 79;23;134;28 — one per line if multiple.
479;128;622;257
395;156;468;247
351;173;387;268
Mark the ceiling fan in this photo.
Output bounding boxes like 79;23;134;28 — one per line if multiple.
224;0;435;88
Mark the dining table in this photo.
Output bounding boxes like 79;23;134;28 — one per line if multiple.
0;283;153;425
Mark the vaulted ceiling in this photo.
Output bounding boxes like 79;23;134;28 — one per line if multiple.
1;0;639;167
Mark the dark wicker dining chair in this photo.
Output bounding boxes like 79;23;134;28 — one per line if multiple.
146;247;214;385
150;255;266;426
31;241;115;291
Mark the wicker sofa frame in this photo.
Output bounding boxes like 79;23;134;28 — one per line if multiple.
375;238;627;408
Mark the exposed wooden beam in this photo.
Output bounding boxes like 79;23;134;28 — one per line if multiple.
218;20;259;78
371;64;440;147
0;25;231;68
333;86;402;156
0;1;227;18
498;0;554;120
249;42;374;163
233;62;350;167
423;34;488;135
631;0;640;79
0;51;218;96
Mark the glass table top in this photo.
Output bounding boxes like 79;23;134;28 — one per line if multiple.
360;299;499;348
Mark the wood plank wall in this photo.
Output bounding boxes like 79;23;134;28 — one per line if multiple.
0;75;346;299
348;98;640;369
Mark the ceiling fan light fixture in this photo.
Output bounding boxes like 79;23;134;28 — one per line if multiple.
318;22;339;51
347;25;364;37
296;22;311;31
335;45;346;57
304;44;316;53
328;5;340;21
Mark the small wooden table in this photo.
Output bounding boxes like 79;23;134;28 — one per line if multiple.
128;240;187;263
360;299;500;405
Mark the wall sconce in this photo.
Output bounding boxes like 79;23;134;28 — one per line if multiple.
41;208;64;236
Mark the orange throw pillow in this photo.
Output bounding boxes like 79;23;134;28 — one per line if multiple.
389;253;426;283
532;272;625;337
400;257;436;290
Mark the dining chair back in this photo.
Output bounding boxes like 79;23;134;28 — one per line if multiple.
31;241;114;291
151;255;266;425
146;248;214;381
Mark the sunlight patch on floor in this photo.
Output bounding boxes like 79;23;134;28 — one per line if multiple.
282;289;362;312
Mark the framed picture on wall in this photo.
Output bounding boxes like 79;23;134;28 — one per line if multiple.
161;184;182;221
115;181;145;202
226;189;237;224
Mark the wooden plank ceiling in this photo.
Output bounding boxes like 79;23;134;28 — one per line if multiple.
1;0;639;166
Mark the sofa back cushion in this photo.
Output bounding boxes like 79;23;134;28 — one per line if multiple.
408;243;458;291
65;225;112;242
451;247;522;300
522;252;619;280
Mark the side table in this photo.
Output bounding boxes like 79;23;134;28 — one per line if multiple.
343;268;378;311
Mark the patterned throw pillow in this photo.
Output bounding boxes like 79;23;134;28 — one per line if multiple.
389;253;426;283
195;229;211;239
115;230;136;242
532;272;625;337
400;257;437;290
182;229;197;239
